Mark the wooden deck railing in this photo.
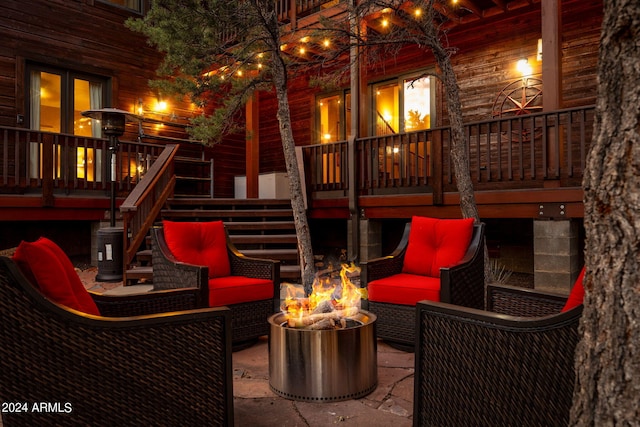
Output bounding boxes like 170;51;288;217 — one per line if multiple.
0;126;167;201
300;105;595;201
120;144;178;281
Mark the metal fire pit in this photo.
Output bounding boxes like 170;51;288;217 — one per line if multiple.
268;310;377;402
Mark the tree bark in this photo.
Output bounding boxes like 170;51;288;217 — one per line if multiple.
432;45;480;222
264;9;317;294
571;0;640;424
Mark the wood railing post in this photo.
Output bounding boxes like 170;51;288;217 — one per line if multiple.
432;130;443;205
347;136;359;261
41;133;54;207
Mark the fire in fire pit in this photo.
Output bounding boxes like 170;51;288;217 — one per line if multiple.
281;262;366;330
268;263;377;402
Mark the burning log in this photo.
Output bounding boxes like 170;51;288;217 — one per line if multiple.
287;306;359;329
282;262;364;330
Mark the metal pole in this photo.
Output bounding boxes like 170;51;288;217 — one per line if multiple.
109;136;117;227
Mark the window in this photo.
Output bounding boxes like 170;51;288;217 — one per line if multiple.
28;65;109;181
372;73;435;181
315;71;436;185
98;0;142;13
403;76;432;132
317;91;351;144
373;73;435;135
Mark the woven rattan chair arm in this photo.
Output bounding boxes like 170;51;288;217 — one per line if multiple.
440;223;485;309
487;283;566;317
151;227;208;303
361;255;405;284
361;222;410;285
414;300;581;427
228;251;279;281
91;287;202;316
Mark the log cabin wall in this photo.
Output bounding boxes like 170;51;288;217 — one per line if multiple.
1;0;153;127
254;0;601;174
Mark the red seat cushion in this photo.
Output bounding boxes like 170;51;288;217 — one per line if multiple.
207;276;274;307
12;237;100;316
402;216;474;277
163;220;231;278
562;267;585;312
368;273;441;306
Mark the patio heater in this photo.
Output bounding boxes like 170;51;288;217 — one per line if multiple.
81;108;140;281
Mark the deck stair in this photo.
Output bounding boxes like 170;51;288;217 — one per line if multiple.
160;198;301;282
172;150;214;198
124;235;153;285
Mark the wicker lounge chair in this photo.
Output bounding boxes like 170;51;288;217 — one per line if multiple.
151;220;280;350
0;256;234;427
413;280;584;427
361;216;485;351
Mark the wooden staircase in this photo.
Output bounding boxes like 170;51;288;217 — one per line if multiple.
125;198;302;285
162;198;301;282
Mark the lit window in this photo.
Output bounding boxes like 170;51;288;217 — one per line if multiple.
28;64;108;181
403;76;431;131
316;92;351;143
373;82;399;135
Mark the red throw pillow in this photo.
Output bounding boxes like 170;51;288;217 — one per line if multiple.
12;237;100;315
562;267;585;312
39;237;100;315
402;216;474;277
163;220;231;278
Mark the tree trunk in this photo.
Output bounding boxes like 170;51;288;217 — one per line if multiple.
570;0;640;424
270;54;317;294
432;46;480;222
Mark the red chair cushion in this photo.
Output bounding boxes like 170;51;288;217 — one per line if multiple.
207;276;274;307
562;266;585;312
163;220;231;278
12;237;100;315
368;273;441;306
402;216;474;277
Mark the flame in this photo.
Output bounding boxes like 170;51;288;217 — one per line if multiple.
281;263;366;324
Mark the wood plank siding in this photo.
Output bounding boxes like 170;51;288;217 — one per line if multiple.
250;0;600;184
0;0;602;217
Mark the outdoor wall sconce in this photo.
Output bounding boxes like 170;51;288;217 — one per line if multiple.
137;97;170;116
516;58;533;78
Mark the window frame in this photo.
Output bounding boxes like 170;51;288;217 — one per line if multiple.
26;63;111;136
371;70;437;136
315;89;351;144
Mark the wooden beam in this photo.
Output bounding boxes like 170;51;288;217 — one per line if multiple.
541;0;562;109
246;92;259;198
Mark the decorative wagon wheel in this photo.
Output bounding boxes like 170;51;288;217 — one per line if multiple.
492;77;543;143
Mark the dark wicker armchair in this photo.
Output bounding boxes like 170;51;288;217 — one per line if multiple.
413;284;583;427
151;222;280;350
0;256;234;427
361;218;485;350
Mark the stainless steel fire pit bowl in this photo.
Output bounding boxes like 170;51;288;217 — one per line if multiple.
268;310;377;402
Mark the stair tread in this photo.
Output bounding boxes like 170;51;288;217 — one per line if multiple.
162;209;293;218
167;198;291;206
125;266;153;279
231;235;297;244
224;221;295;230
241;249;299;259
175;176;212;181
